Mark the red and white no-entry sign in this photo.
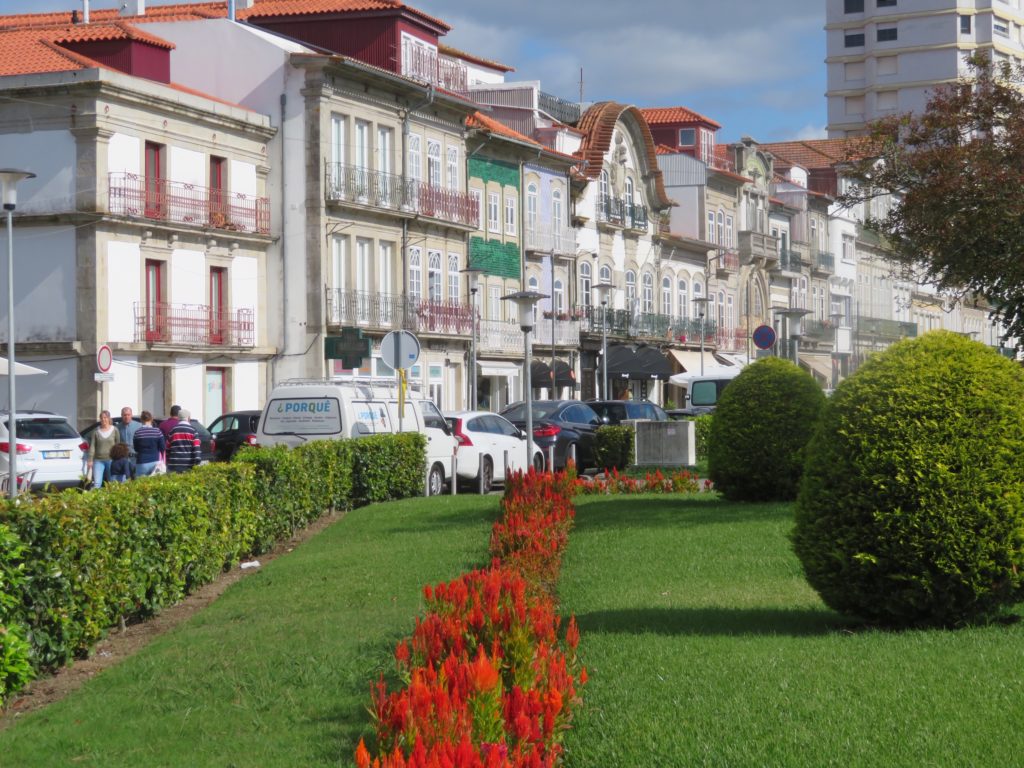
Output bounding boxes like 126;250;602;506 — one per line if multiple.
96;344;113;373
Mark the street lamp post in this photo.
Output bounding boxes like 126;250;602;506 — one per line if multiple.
460;267;483;409
829;311;845;389
592;282;614;399
502;290;547;469
774;307;812;371
693;297;711;375
1;169;36;500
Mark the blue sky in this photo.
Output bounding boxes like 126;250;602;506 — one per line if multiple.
4;0;827;143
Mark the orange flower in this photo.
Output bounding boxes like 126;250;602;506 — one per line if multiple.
355;737;372;768
470;646;500;692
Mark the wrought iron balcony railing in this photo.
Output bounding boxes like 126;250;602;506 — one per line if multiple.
133;302;255;347
535;317;581;346
625;202;649;232
811;250;835;274
478;319;523;354
326;289;473;336
577;305;717;343
401;40;468;92
524;225;577;255
597;194;626;225
109;172;270;234
325;162;478;228
774;249;806;273
856;316;918;339
714;249;740;277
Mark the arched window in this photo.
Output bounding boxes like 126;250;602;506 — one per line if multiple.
662;276;672;316
580;261;592;308
717;211;725;246
552;189;564;250
677;278;688;320
717;290;725;326
642;272;654;313
692;280;704;318
427;141;441;187
528;275;539;325
428;252;442;301
600;170;609;201
599;264;612;285
526;183;538;235
409;248;422;300
707;211;716;244
625;177;635;226
626;270;637;309
447;254;459;301
554;279;564;313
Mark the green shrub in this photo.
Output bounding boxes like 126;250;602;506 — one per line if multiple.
707;357;826;501
594;426;634;471
690;414;713;463
351;433;426;503
793;332;1024;627
0;522;31;704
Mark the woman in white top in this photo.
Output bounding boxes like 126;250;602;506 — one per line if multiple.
87;410;120;489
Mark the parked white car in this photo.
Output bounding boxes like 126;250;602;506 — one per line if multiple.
444;410;544;493
0;411;88;491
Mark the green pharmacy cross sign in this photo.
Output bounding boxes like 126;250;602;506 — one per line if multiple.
325;327;370;369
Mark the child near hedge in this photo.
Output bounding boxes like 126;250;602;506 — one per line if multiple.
109;443;134;483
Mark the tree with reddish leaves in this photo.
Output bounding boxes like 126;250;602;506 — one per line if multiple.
840;53;1024;346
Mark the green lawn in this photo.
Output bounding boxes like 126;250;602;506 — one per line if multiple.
559;495;1024;767
3;492;1022;767
0;495;500;767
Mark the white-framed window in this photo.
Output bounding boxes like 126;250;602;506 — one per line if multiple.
679;128;695;146
379;241;394;301
717;211;725;245
505;195;516;235
356;237;371;320
378;127;393;175
488;285;500;321
717;290;725;326
599;264;612;285
409;247;422;300
427;140;441;187
626;270;637;309
842;233;855;262
700;130;715;165
408;133;422;183
726;295;734;331
725;214;734;247
470;189;483;231
677;278;688;319
809;218;818;249
332;234;347;293
662;276;672;316
355;120;370;169
446;146;458;190
707;211;716;243
600;170;609;200
526;183;538;234
692;280;704;318
642;272;654;313
580;261;592;308
552;189;563;249
528;276;539;325
427;251;442;301
625;177;634;226
487;192;500;233
330;113;346;166
448;253;460;301
960;14;971;34
554;279;564;313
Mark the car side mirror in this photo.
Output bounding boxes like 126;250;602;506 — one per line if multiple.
517;429;526;440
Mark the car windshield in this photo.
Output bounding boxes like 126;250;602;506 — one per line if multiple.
10;417;79;440
501;402;564;421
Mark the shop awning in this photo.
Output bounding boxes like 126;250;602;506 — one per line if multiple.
478;361;520;378
633;345;672;380
531;359;576;387
800;353;834;384
605;344;637;380
668;349;711;373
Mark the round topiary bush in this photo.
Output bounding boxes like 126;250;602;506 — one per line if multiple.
793;331;1024;627
707;357;826;501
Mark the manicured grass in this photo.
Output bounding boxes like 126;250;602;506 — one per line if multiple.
559;495;1024;767
0;495;500;767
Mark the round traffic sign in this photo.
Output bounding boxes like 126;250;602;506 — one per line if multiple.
380;330;420;370
752;324;777;350
96;344;113;373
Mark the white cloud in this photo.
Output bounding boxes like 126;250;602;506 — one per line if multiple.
794;123;828;140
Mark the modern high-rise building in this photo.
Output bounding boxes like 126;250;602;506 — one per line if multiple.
826;0;1024;137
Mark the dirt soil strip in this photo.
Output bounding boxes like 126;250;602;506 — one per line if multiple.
0;509;346;728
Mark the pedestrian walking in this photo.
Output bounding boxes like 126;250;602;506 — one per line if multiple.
133;410;166;476
117;405;141;471
87;409;120;489
159;404;181;439
108;443;134;482
166;408;201;473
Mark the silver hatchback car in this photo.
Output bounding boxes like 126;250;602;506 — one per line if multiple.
0;411;88;491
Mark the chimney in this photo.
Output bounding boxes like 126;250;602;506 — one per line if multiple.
120;0;146;17
82;0;89;23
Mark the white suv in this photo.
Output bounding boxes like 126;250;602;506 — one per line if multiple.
0;411;88;491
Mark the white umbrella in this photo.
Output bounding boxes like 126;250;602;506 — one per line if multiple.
0;358;47;376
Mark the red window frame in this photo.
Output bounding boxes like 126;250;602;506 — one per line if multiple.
209;156;227;227
144;259;167;342
209;266;227;344
145;142;165;218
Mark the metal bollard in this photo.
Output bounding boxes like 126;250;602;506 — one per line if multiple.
451;454;458;496
546;445;555;473
424;467;430;497
503;450;510;482
478;452;485;494
568;442;577;468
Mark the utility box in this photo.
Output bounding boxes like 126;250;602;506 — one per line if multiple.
630;419;696;467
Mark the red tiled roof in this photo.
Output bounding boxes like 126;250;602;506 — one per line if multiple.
575;101;673;209
438;43;513;73
762;138;873;170
467;112;577;164
0;23;173;76
238;0;449;31
639;106;721;130
654;143;677;155
0;3;224;29
52;21;175;49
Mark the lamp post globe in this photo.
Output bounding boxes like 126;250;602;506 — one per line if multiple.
502;290;548;470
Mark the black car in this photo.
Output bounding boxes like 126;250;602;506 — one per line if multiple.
587;400;670;426
207;410;261;461
498;400;602;471
80;416;216;464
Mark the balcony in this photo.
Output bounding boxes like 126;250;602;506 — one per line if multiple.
596;194;626;226
109;172;270;235
737;230;779;266
401;41;468;92
525;225;577;255
802;319;836;340
714;327;749;352
536;315;581;346
538;91;582;125
811;249;835;276
325;162;478;228
578;305;716;343
714;249;740;278
478;319;522;354
772;249;806;275
856;316;918;340
326;289;473;337
133;302;255;347
625;202;649;233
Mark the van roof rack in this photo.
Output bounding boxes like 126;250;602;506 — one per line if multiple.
275;377;422;391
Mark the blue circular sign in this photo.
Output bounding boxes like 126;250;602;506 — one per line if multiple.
752;324;777;350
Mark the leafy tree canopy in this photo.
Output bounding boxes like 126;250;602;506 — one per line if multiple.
840;54;1024;345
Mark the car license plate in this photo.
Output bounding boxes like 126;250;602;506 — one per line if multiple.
43;450;70;459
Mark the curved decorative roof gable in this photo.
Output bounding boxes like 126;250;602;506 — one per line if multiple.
575;101;673;210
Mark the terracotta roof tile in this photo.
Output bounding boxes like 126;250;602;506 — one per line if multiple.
575;101;673;209
762;137;873;170
639;106;721;130
654;144;677;155
437;43;513;73
467;111;539;146
238;0;449;31
52;21;175;49
0;23;174;76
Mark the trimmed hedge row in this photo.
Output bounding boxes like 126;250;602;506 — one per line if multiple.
594;425;635;471
0;433;426;702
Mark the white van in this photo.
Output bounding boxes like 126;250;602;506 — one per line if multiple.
256;379;457;495
667;366;743;417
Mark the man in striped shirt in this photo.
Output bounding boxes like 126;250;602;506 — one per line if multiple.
166;408;201;473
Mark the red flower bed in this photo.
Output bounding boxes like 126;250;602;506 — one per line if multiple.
356;467;585;768
576;467;704;495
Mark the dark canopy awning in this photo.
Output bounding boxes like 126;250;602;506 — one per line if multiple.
531;359;576;387
605;344;637;380
605;344;671;380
